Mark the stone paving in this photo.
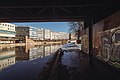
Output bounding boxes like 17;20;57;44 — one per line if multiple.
39;48;120;80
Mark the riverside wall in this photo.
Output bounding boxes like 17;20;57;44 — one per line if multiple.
0;41;66;48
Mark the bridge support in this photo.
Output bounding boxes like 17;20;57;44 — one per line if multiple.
89;18;93;65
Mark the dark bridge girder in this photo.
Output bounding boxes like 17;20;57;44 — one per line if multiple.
0;0;119;24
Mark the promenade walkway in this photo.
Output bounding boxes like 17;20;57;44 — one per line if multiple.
39;43;120;80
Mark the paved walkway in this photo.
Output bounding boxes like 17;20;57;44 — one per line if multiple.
44;49;120;80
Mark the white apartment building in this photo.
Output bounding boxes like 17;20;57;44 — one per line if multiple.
50;31;56;40
29;27;38;39
59;32;69;40
44;29;51;40
50;31;69;40
0;23;16;37
37;28;44;40
16;26;69;41
52;32;59;40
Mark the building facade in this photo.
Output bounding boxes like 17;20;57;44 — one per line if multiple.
59;32;69;40
37;28;44;40
16;26;38;42
50;32;69;40
15;26;29;42
44;29;51;40
0;23;16;43
16;26;69;41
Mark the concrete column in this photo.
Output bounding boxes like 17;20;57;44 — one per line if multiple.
89;18;93;65
25;36;28;45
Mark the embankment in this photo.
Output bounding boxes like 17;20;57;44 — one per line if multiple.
0;41;66;48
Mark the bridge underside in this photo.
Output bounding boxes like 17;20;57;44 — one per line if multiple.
0;0;119;26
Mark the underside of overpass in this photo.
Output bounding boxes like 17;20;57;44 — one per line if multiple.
0;0;119;26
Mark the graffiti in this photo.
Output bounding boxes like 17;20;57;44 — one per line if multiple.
92;25;120;68
110;28;120;62
81;27;89;54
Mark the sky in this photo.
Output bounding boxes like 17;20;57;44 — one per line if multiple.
12;22;70;33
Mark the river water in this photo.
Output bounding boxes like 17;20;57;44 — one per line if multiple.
0;44;63;73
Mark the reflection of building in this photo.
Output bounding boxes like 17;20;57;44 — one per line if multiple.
15;46;29;60
15;46;44;61
0;48;15;70
37;46;44;58
15;44;63;61
44;45;51;56
50;44;62;53
0;23;16;44
50;45;55;53
29;46;44;60
0;57;15;70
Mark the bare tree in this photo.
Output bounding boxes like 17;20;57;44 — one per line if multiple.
68;22;82;40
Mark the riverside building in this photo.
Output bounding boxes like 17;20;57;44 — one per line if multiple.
0;23;16;44
16;26;39;42
44;29;51;40
37;28;44;40
16;26;69;42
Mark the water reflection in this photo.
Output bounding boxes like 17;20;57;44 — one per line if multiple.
0;44;62;70
16;44;62;61
0;47;15;70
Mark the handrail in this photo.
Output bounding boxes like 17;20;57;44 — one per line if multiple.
48;48;63;80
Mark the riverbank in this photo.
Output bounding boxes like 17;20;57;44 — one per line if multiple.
0;41;66;48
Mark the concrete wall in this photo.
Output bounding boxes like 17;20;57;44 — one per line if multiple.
92;11;120;68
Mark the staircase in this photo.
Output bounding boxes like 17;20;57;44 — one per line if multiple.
26;38;35;45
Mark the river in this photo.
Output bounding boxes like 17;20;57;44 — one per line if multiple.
0;44;63;80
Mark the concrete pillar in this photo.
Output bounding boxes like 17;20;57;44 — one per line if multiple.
25;36;28;45
89;18;93;65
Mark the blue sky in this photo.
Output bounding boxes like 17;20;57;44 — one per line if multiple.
12;22;70;33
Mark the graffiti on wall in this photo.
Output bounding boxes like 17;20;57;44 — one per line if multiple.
81;27;89;54
110;28;120;63
93;26;120;68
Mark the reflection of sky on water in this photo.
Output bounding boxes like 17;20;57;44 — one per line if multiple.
0;44;62;71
